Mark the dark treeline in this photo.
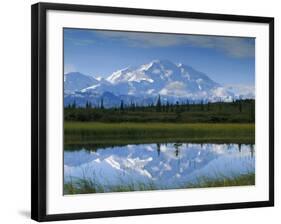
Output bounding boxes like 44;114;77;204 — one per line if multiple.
64;98;255;123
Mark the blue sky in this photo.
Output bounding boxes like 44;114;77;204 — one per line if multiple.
64;28;255;85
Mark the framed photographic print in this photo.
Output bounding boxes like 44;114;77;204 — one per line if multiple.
31;2;274;222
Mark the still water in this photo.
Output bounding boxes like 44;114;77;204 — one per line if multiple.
64;143;255;192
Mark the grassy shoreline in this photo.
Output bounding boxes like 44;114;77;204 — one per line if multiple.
64;173;255;195
64;122;255;147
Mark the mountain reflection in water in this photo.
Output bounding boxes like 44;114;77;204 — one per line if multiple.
64;143;255;191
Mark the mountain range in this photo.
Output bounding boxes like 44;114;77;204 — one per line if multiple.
64;60;254;108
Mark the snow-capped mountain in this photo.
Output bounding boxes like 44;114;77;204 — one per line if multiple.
104;60;221;95
64;60;254;107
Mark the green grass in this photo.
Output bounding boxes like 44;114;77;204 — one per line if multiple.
64;122;255;149
186;173;255;188
64;178;157;194
64;173;255;195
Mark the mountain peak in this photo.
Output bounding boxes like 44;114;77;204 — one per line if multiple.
149;59;177;68
151;59;170;64
137;59;173;72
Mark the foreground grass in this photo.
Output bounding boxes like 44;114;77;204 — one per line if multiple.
186;173;255;188
64;173;255;195
64;122;255;148
64;179;156;194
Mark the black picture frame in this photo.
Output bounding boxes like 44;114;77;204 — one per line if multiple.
31;2;274;222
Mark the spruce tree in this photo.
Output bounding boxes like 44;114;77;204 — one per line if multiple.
186;99;190;111
72;100;76;109
120;100;124;111
100;98;104;109
200;100;204;111
156;95;161;112
238;100;242;113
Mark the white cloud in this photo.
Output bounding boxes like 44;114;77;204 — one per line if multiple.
65;36;95;46
95;31;254;58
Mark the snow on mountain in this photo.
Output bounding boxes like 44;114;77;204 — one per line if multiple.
106;60;217;90
64;60;254;107
100;60;221;97
225;84;255;99
106;67;154;84
64;72;98;94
